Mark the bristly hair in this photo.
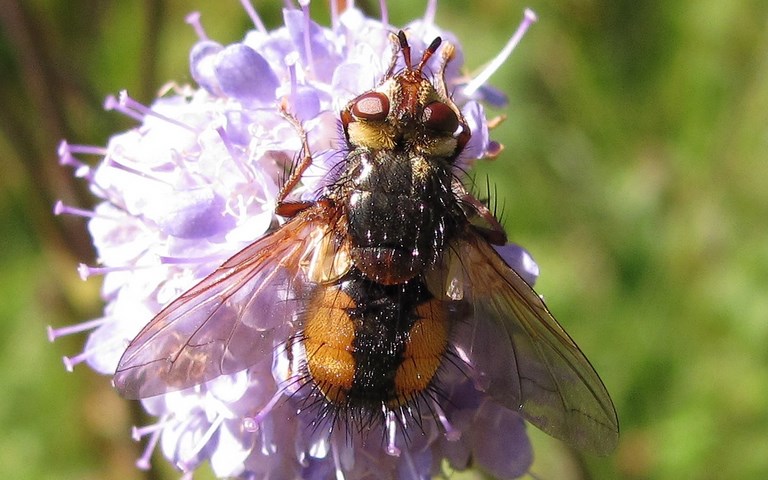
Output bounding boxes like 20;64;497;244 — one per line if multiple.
280;330;460;451
276;149;301;203
462;172;507;230
485;174;506;227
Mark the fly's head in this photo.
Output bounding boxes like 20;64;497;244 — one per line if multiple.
341;31;470;162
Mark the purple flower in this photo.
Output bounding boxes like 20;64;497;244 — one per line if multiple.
52;2;541;478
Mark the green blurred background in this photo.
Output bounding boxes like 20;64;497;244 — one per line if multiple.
2;0;767;478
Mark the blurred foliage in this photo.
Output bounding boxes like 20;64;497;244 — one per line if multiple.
1;0;767;479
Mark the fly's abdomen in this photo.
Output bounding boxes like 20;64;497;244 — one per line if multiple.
302;272;449;410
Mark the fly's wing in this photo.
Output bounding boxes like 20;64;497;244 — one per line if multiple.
434;233;619;455
114;204;349;399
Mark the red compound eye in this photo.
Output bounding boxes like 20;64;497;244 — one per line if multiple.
422;101;459;133
351;92;390;121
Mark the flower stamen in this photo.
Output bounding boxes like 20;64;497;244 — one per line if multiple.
185;12;208;41
103;94;143;123
331;437;345;480
287;53;300;98
58;140;107;157
62;336;124;372
106;91;198;133
424;0;437;26
462;8;537;97
47;317;107;342
299;1;316;76
101;156;171;185
329;0;340;30
216;126;254;181
134;423;164;470
379;0;389;28
77;262;154;281
132;418;173;441
385;410;401;457
432;400;461;441
58;141;97;180
53;201;96;218
239;0;267;34
176;414;225;471
243;389;284;432
157;254;228;266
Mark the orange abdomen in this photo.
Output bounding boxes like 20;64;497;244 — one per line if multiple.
302;272;449;410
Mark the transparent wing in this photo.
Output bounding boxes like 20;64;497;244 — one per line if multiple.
114;205;346;399
438;233;619;455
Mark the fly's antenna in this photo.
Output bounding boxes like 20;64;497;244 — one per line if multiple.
417;36;442;73
397;31;442;74
397;31;412;70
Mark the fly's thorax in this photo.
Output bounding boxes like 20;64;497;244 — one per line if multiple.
301;272;450;411
339;148;461;284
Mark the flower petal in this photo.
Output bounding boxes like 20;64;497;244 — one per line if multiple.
214;44;279;104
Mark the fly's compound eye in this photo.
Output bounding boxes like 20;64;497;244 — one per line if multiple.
422;101;460;134
351;92;390;121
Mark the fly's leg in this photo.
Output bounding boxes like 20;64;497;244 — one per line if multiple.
275;99;316;218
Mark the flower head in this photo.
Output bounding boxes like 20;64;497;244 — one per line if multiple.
52;2;544;479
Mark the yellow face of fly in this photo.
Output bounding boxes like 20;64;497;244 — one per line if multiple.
342;33;470;161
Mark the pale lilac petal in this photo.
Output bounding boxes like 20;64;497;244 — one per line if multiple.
469;400;533;479
283;9;340;82
210;422;252;477
190;40;224;94
494;242;540;286
466;83;509;107
457;100;490;168
151;188;233;239
214;44;279;104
